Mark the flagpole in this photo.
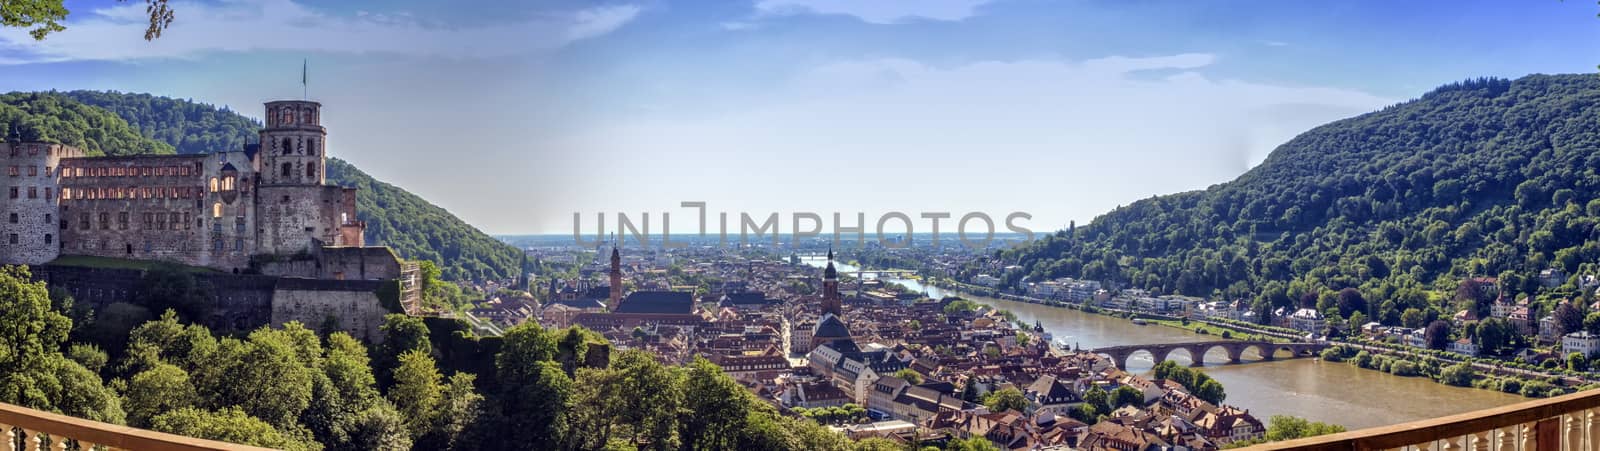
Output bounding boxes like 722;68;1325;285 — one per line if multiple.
302;59;308;100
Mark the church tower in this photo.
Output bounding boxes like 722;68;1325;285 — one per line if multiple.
609;246;623;310
821;248;841;316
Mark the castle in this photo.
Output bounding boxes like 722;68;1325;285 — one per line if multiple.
0;100;370;272
0;100;418;341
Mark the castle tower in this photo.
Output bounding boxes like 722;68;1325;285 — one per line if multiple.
256;100;347;255
821;248;841;316
609;246;622;310
260;101;326;186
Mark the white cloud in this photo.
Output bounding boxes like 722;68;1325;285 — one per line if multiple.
1263;40;1290;47
753;0;995;24
547;53;1395;234
0;0;641;64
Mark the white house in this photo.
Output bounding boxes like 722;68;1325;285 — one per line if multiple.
1563;331;1600;358
1448;338;1479;357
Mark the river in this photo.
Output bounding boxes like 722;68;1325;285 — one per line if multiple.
802;257;1525;430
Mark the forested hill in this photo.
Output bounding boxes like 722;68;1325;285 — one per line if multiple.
1001;74;1600;324
3;91;522;282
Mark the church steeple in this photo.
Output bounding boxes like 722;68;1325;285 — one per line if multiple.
821;247;841;316
608;244;622;310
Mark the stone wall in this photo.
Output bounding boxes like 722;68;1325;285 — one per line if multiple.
270;277;393;343
0;143;78;265
32;264;401;340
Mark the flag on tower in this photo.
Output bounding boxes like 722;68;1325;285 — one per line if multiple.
301;59;308;100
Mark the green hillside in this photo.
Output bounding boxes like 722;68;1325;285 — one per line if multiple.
999;74;1600;325
4;91;521;281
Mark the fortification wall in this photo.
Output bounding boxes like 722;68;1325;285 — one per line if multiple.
271;278;394;343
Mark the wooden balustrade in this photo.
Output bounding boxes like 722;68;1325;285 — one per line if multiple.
0;402;276;451
1245;389;1600;451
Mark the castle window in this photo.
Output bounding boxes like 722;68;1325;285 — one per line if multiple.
44;213;50;224
212;222;221;233
118;212;128;230
27;187;36;199
142;167;151;177
79;214;88;230
281;162;292;178
99;212;109;230
143;213;152;229
282;138;293;155
144;242;151;252
236;217;246;233
213;202;222;218
209;177;219;192
306;162;316;178
235;239;244;251
223;176;235;191
43;166;50;176
44;188;51;199
281;195;290;203
8;234;16;245
44;234;51;245
9;213;16;223
308;138;318;156
8;166;17;177
214;240;224;251
27;166;35;176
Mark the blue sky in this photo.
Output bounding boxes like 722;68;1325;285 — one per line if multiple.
2;0;1598;235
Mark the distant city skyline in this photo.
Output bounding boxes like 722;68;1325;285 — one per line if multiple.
3;0;1598;234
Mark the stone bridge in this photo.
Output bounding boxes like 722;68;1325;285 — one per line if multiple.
1091;341;1328;368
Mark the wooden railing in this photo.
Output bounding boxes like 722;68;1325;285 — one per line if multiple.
0;402;276;451
1245;389;1600;451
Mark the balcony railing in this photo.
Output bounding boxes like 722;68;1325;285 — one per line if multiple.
1246;389;1600;451
1;402;276;451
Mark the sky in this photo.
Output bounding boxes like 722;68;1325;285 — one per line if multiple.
2;0;1598;235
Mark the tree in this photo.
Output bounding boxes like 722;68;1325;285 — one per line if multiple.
680;357;750;450
150;407;313;451
1475;318;1515;356
945;437;1002;451
3;0;173;40
0;265;71;409
984;387;1029;413
388;349;443;442
376;314;431;388
1584;312;1600;336
1401;308;1426;329
494;323;571;450
1438;363;1476;387
1336;288;1367;318
415;372;483;451
1553;302;1584;337
1424;320;1452;350
1195;379;1227;405
1111;385;1144;408
126;363;200;427
1569;352;1589;372
894;368;924;385
193;331;314;429
1264;415;1346;441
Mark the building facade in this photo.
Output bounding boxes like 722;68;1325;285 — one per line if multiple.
2;101;368;274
